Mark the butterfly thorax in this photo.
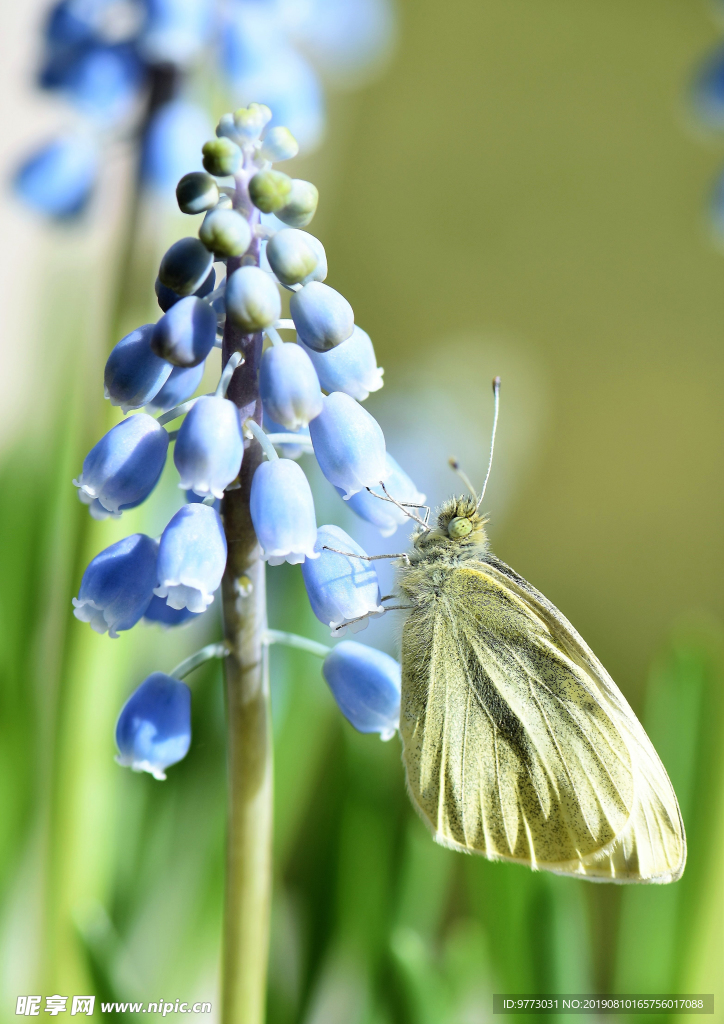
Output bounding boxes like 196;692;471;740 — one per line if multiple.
408;495;490;567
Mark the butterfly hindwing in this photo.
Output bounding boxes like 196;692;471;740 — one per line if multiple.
399;555;686;883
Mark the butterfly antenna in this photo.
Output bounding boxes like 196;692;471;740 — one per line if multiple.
448;458;478;501
476;376;501;511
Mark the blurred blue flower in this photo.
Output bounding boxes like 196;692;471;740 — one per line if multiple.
322;640;400;739
14;132;99;218
18;0;396;216
301;524;382;634
73;533;158;637
116;672;192;779
142;99;213;194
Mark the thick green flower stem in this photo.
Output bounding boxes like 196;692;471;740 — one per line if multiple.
220;173;271;1024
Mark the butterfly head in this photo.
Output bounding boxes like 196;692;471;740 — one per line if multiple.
412;495;489;559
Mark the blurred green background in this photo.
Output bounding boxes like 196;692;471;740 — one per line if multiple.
1;0;724;1021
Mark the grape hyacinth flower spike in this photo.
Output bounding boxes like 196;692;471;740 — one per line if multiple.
70;102;423;1023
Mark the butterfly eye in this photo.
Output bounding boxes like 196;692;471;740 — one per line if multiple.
448;517;473;539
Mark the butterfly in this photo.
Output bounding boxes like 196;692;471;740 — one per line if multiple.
391;380;686;883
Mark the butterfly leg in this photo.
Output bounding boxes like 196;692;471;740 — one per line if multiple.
322;546;411;567
331;604;413;634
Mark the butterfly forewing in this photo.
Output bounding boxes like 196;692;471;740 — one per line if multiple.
399;556;686;883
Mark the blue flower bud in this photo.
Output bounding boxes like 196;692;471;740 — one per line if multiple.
14;133;98;218
342;454;425;536
290;281;354;352
309;392;388;498
322;642;401;741
177;171;219;214
75;414;169;514
155;266;216;313
154;504;227;612
250;459;318;565
259;343;322;430
277;179;319;228
226;266;281;332
300;325;382;401
73;533;158;637
260;126;299;162
302;525;382;634
143;595;201;627
266;228;326;286
174;396;244;498
199;207;252;258
115;673;191;779
104;324;172;413
158;237;214;296
262;414;310;460
146;363;205;415
151;296;217;367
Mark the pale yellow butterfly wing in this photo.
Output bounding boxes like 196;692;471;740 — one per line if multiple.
399;555;686;883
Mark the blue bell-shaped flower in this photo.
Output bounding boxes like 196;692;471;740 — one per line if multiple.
342;454;425;537
74;413;169;514
146;363;205;415
290;281;354;352
174;395;244;499
154;503;227;612
104;323;173;413
322;641;401;740
151;295;217;367
300;325;383;401
259;342;322;430
249;458;318;565
143;594;201;627
301;524;383;634
115;673;192;780
308;391;388;498
73;533;158;637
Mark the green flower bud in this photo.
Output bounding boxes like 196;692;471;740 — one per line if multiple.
202;137;242;177
233;103;272;141
214;192;233;210
260;126;299;163
249;170;293;213
199;208;252;258
159;237;214;296
276;179;319;228
176;172;219;215
266;229;326;286
226;266;281;332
